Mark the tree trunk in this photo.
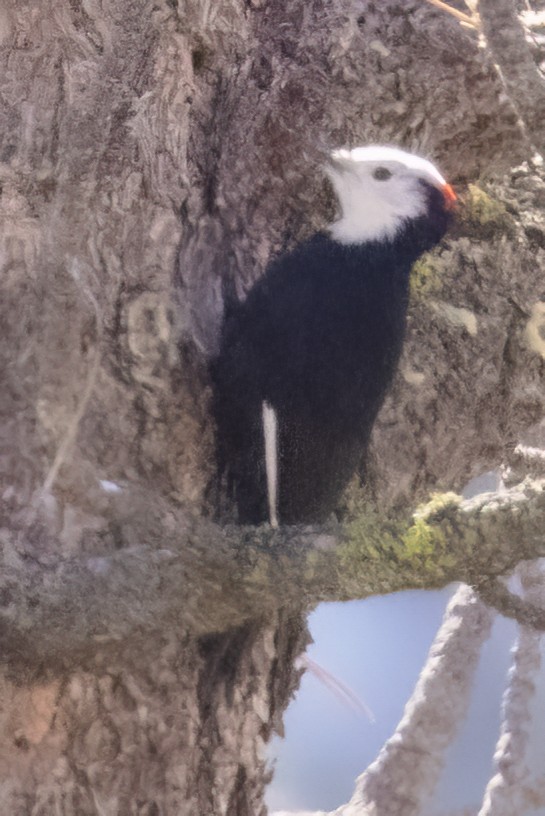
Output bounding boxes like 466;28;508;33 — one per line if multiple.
0;614;307;814
1;0;544;812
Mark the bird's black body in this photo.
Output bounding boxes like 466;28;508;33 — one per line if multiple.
212;178;452;524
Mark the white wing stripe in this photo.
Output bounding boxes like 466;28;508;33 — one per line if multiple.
262;401;279;528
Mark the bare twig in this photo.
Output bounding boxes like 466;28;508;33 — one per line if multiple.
297;655;375;721
424;0;480;28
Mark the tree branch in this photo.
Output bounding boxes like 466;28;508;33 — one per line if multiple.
476;574;545;631
2;479;544;670
478;562;543;816
478;0;545;157
335;586;492;816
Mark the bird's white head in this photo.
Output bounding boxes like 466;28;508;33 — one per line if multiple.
325;145;456;245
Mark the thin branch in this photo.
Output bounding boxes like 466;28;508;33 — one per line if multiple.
297;655;375;721
478;562;543;816
334;586;493;816
476;574;545;631
424;0;479;28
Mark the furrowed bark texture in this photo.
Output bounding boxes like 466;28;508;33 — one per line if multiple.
0;614;307;815
0;0;544;812
479;0;545;157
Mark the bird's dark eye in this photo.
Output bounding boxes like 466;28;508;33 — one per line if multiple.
372;166;392;181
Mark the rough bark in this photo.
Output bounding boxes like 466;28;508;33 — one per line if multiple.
1;478;545;673
1;0;544;813
0;613;307;815
479;0;545;157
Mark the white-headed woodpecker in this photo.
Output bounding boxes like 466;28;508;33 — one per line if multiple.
212;146;456;526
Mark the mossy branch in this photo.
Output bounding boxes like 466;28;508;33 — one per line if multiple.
2;479;544;671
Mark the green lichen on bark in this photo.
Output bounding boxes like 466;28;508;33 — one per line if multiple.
460;183;515;241
410;254;444;298
465;184;508;225
401;493;462;576
339;492;464;590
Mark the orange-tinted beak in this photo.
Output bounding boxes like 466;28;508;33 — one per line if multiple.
442;182;457;209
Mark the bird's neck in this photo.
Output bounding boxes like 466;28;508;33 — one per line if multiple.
331;204;450;267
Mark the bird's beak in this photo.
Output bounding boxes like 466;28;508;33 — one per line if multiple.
442;182;457;210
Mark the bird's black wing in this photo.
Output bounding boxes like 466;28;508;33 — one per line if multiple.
211;295;270;524
213;232;409;524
